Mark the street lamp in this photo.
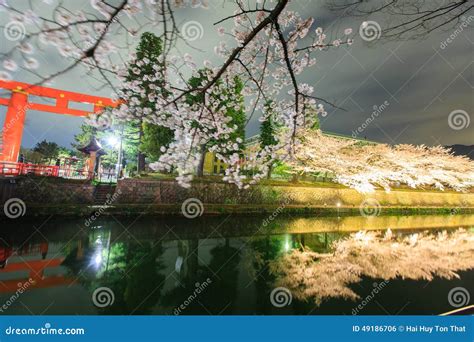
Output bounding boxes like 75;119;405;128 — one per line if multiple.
105;126;124;179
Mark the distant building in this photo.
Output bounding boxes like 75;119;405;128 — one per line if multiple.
203;152;227;175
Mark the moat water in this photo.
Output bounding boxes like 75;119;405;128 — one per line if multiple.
0;214;473;315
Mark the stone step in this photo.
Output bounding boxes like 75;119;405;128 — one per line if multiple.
93;185;117;204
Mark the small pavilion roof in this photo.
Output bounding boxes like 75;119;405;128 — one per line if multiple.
77;137;106;156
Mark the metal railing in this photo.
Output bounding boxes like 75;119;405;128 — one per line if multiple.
0;161;118;182
0;161;59;177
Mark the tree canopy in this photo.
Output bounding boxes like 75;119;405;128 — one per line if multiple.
33;140;60;162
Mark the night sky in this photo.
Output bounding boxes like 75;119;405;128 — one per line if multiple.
0;0;472;149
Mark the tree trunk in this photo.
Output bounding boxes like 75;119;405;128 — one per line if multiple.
137;152;146;173
137;120;146;173
266;164;272;179
196;144;206;177
291;173;299;183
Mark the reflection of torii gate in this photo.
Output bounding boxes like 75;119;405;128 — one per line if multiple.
0;80;119;162
0;258;76;292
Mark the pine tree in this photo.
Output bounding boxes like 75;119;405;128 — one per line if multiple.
259;101;279;178
140;123;174;161
125;32;173;173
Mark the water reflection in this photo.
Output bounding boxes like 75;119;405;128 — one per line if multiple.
0;215;472;315
161;238;241;314
269;228;474;305
60;228;166;314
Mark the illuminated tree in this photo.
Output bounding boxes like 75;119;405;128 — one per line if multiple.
1;1;353;188
288;129;474;192
13;1;471;194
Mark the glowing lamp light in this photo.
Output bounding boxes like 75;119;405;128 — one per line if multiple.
106;135;119;148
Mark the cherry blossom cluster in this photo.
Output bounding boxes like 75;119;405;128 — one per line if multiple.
109;1;352;187
0;0;183;82
289;129;474;192
1;1;370;190
3;1;469;194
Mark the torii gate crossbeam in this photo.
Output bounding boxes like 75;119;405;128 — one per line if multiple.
0;80;119;162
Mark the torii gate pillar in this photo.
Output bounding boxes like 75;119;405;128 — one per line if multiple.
3;91;28;162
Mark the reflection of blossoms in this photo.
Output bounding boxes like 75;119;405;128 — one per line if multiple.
269;229;474;305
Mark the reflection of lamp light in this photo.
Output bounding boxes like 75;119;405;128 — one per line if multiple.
90;247;103;269
175;256;184;273
94;253;102;266
284;235;290;252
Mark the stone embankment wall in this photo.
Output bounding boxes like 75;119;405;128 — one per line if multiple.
1;177;473;210
0;177;95;205
116;179;474;208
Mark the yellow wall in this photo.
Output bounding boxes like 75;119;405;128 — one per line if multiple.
203;152;227;175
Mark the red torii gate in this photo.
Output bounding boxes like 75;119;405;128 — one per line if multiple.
0;80;119;162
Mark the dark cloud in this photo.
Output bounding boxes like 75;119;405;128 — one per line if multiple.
0;0;472;150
